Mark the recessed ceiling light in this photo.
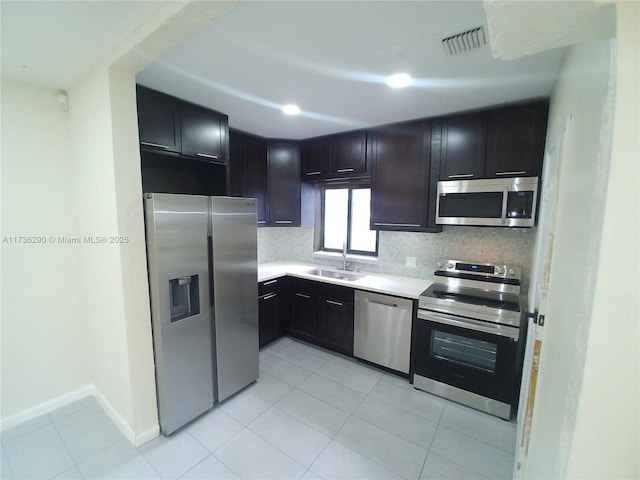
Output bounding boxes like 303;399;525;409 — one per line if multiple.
282;104;301;115
386;73;412;88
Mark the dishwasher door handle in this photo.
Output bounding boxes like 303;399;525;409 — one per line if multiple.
368;299;398;308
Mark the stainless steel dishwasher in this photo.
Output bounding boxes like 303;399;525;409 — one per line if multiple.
354;291;413;374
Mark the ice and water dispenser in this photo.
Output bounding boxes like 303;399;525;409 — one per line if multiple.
169;275;200;322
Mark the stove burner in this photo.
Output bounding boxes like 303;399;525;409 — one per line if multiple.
418;259;524;328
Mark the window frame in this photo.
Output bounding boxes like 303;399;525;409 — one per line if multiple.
318;180;379;257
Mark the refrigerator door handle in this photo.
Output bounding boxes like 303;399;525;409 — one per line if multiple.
207;236;215;307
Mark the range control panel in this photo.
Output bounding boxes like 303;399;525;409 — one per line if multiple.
436;260;521;280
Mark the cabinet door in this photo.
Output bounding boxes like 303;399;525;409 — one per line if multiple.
267;142;300;226
228;131;245;197
301;139;330;179
180;102;227;163
244;137;268;225
370;120;431;230
136;86;181;153
259;291;280;347
485;102;547;178
440;113;486;180
332;131;367;174
319;298;354;356
290;291;317;343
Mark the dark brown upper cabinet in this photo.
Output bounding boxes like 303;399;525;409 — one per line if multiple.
485;101;547;178
136;85;229;165
136;85;181;153
244;136;268;225
301;138;331;178
331;131;367;175
267;142;301;226
228;130;245;197
301;130;367;180
229;133;300;227
180;102;228;164
370;120;440;232
440;113;487;180
439;100;548;181
229;131;268;224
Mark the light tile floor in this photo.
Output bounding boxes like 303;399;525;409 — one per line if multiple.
1;337;516;479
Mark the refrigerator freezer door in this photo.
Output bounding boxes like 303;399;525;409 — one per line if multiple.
145;193;214;434
210;197;259;401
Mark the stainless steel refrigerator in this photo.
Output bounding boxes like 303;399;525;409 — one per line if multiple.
144;193;259;435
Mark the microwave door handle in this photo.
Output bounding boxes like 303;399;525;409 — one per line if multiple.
501;186;509;225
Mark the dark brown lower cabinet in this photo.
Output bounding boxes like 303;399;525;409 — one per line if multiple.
258;277;288;347
290;291;318;344
319;297;354;356
288;278;354;355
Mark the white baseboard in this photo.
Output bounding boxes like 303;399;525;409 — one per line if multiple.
90;388;159;446
135;424;160;446
90;386;136;444
0;384;160;447
0;385;94;431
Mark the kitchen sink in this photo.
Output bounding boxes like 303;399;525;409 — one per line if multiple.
305;268;365;282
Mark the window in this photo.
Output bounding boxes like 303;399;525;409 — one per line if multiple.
321;184;378;256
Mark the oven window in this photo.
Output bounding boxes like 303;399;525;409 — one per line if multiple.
431;330;498;373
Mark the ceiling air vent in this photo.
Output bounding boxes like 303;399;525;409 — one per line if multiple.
442;26;487;55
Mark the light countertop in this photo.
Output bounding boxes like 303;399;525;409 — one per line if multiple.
258;261;431;300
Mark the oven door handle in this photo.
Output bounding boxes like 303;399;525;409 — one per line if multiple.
417;309;519;341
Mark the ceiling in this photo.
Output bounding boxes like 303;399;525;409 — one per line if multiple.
0;0;164;90
136;1;565;139
2;1;566;140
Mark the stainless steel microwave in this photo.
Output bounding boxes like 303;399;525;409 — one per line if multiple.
436;177;539;227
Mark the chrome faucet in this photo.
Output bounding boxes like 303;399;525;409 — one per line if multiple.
341;241;350;270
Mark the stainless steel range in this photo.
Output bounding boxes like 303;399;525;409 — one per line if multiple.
413;260;526;420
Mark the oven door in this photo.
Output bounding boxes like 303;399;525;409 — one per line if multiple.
414;309;519;405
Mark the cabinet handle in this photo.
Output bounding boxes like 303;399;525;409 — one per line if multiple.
196;152;219;160
141;141;170;149
447;174;474;179
373;222;421;228
326;300;343;306
258;221;267;225
261;293;278;301
495;171;526;176
295;293;311;299
275;220;293;224
263;280;278;286
336;168;354;173
306;171;322;176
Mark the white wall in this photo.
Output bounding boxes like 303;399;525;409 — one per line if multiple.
0;79;90;420
67;65;158;445
0;0;238;443
109;68;160;439
524;3;639;477
565;3;639;477
259;226;536;286
525;38;613;478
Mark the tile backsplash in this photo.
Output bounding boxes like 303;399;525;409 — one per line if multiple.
258;226;535;291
